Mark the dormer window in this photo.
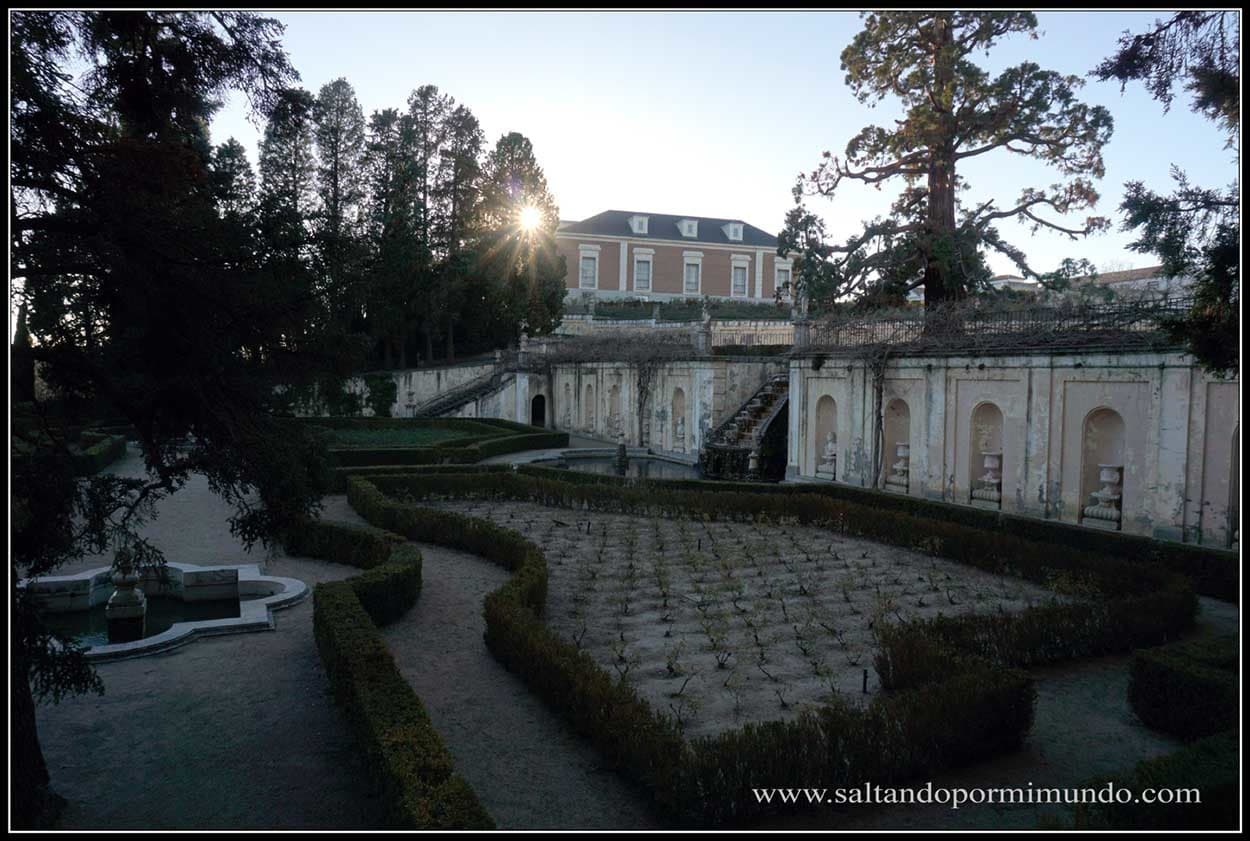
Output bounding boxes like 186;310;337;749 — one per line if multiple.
723;222;744;242
679;219;699;238
629;215;649;235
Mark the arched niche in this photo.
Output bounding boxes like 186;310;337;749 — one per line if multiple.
883;398;911;492
815;394;837;478
583;382;596;432
969;402;1004;507
671;387;687;452
1080;407;1126;529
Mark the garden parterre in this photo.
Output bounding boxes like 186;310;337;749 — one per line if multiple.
418;499;1058;738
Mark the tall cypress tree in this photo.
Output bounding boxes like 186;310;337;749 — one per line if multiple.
314;78;367;330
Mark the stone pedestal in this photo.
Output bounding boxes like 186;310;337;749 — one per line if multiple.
105;569;146;644
816;433;837;480
884;442;910;493
747;449;761;481
1082;464;1124;530
614;435;629;476
970;451;1003;510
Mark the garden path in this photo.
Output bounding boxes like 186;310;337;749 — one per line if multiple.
319;494;662;829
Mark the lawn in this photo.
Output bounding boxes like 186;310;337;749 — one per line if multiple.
324;424;500;448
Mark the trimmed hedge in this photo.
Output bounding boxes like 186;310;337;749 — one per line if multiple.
1070;730;1239;830
329;431;568;469
314;582;493;828
509;464;1237;603
1127;635;1238;741
292;519;493;829
347;475;1052;826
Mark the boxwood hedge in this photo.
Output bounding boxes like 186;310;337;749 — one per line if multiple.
1127;635;1238;742
342;471;1206;826
290;519;493;829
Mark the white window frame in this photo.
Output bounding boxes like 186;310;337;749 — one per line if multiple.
682;251;703;294
775;258;794;300
629;215;649;235
730;254;751;298
578;244;601;290
679;219;699;238
633;248;654;292
722;221;744;242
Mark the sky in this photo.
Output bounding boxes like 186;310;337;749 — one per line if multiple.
209;10;1238;277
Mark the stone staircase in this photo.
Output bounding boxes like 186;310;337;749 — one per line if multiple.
699;374;789;480
411;369;512;418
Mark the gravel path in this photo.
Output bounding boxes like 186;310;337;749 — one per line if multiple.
753;595;1239;830
322;496;661;828
35;452;380;829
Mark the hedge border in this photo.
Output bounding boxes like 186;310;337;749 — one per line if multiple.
288;518;494;829
508;464;1238;603
345;472;1197;826
1127;635;1238;741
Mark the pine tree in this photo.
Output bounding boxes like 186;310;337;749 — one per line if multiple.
792;12;1113;306
313;78;368;329
476;132;567;344
10;11;354;827
1093;12;1239;374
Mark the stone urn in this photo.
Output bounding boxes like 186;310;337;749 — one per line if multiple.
885;442;910;492
971;451;1003;506
1082;464;1124;528
105;566;147;644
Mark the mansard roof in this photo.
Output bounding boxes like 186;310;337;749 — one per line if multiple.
557;210;778;248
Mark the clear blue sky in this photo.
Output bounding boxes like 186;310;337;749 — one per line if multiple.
211;10;1238;276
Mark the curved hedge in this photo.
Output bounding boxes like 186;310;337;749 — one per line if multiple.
348;475;1061;825
290;518;493;829
510;465;1238;603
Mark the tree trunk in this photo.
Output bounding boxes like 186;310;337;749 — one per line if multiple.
423;327;433;367
444;316;455;363
923;13;960;306
12;653;53;828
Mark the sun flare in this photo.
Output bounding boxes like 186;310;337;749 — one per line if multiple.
519;205;541;231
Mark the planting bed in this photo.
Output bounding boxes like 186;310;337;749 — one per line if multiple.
419;498;1057;738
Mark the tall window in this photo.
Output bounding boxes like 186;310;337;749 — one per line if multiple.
776;266;792;297
732;264;748;296
635;257;652;292
579;255;597;289
683;262;700;293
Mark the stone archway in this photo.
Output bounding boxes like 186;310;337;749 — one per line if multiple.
530;393;546;428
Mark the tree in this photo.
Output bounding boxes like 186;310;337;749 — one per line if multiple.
405;85;451;363
209;138;258;220
1093;12;1239;374
430;104;484;361
313;78;368;330
474;132;567;345
362;107;420;368
10;11;350;825
792;12;1113;306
